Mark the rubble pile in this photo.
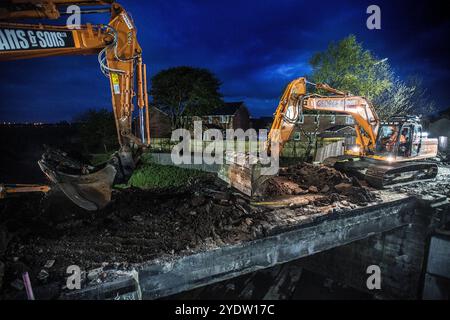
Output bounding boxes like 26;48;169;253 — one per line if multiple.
280;162;351;191
0;162;385;299
0;175;271;298
392;165;450;201
262;162;378;206
262;177;307;196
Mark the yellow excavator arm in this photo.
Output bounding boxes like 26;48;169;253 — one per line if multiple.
0;1;150;210
267;77;379;156
0;1;150;148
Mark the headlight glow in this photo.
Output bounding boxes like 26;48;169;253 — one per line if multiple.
351;145;360;153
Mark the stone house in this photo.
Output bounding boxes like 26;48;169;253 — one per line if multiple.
251;113;356;142
203;102;251;131
187;102;251;134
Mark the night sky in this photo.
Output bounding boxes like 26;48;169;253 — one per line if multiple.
1;0;449;122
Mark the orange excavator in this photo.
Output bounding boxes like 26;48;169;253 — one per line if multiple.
0;1;150;210
219;77;439;196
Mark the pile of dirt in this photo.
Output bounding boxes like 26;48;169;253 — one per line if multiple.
280;162;351;190
0;162;381;299
262;177;307;196
0;174;270;299
262;162;378;206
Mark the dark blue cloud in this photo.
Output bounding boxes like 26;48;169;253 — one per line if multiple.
1;0;449;122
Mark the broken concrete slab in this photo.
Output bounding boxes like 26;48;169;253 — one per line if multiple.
136;197;415;299
63;196;416;300
63;270;140;300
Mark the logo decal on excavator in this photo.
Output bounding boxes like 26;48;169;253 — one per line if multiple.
111;73;121;94
316;99;358;108
0;27;75;51
121;13;134;30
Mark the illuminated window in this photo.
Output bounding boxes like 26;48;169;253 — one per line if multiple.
220;115;227;123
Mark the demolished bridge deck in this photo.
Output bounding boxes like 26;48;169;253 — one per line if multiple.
65;194;416;299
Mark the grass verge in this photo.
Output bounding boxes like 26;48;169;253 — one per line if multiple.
92;152;207;189
128;162;207;189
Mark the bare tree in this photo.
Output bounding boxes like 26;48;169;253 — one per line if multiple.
407;76;437;116
373;75;436;119
372;77;415;119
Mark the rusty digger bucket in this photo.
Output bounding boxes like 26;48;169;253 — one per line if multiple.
217;151;275;198
38;147;135;211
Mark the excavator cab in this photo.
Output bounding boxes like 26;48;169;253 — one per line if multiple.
374;117;423;160
362;117;437;188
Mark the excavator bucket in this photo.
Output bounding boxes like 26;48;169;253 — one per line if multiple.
37;147;125;211
218;152;274;197
38;161;116;211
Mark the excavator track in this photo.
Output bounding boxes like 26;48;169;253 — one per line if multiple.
364;161;438;189
333;157;439;189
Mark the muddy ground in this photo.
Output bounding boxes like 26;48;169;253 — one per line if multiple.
0;163;380;299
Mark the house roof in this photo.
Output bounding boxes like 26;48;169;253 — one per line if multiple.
323;125;355;132
150;105;170;117
319;125;355;138
208;102;245;116
251;116;273;130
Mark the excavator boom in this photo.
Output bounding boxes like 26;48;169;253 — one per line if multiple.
0;1;150;210
266;77;379;155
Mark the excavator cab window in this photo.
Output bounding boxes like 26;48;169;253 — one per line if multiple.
375;124;400;154
411;125;422;156
398;125;412;157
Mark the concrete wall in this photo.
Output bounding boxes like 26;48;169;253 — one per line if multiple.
315;140;345;162
298;201;450;299
63;197;417;300
136;198;415;299
62;195;450;300
429;118;450;152
422;234;450;299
